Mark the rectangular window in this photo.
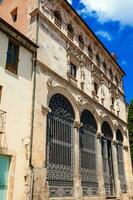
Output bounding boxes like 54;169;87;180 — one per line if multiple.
69;62;77;78
6;40;19;75
94;82;98;95
0;86;2;103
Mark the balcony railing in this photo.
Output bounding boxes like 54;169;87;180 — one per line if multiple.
0;110;6;134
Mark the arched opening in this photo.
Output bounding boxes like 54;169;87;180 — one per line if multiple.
80;110;98;196
54;10;62;28
67;24;74;40
46;94;75;197
116;129;127;193
101;121;115;196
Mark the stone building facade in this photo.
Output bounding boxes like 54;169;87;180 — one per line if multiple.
0;0;133;200
0;18;37;200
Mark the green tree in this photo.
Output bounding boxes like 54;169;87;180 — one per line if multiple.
128;99;133;163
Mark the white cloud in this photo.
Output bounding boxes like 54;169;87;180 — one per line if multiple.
96;31;112;41
79;0;133;26
67;0;72;4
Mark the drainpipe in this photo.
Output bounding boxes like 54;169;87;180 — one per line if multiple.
29;0;40;199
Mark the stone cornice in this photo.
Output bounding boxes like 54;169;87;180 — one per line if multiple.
36;59;128;127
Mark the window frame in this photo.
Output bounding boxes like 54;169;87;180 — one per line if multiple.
5;39;19;75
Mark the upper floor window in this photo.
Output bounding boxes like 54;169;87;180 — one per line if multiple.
54;10;62;29
0;86;2;103
67;24;74;40
69;62;77;79
11;8;18;22
6;40;19;75
78;35;84;50
88;45;93;59
96;54;101;66
94;82;98;96
109;68;113;80
115;75;119;85
103;62;107;73
111;97;115;108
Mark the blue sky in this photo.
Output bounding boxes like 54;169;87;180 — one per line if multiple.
68;0;133;103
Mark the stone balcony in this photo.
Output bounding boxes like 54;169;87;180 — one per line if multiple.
0;110;6;134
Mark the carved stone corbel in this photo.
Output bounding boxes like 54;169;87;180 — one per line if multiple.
77;95;84;106
46;76;54;89
97;132;102;139
123;145;128;151
74;121;83;129
41;105;51;115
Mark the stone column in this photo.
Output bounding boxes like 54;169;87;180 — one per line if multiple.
111;132;121;198
32;105;50;200
74;121;82;200
96;120;106;200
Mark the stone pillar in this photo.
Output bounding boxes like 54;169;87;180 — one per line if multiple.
96;131;106;199
32;105;50;200
111;136;121;198
74;121;82;200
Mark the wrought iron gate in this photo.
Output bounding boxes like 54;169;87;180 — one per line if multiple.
116;130;127;193
46;94;74;197
80;110;98;196
101;121;115;197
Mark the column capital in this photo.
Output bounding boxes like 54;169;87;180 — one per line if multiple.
41;105;51;115
74;121;83;129
97;132;102;139
112;140;117;145
123;145;128;151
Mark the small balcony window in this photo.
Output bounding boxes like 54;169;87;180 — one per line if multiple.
109;68;113;81
67;24;74;40
94;82;98;95
78;35;84;50
88;45;93;59
115;75;119;85
54;10;62;29
103;62;107;73
6;40;19;75
96;54;101;66
69;62;77;78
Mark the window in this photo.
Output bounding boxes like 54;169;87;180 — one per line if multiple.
115;75;118;85
94;82;98;95
103;62;107;73
11;8;18;22
54;10;62;28
111;97;115;107
116;130;127;193
46;94;74;197
67;24;74;40
6;40;19;75
96;54;100;66
78;35;84;50
0;86;2;103
109;68;113;80
69;62;77;78
88;45;93;59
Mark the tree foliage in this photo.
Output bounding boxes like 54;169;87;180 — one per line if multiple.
128;99;133;162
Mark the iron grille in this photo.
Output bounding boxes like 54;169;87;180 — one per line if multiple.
80;110;98;196
46;94;74;197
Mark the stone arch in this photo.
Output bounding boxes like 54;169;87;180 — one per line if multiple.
80;103;100;126
101;115;114;137
47;86;80;121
